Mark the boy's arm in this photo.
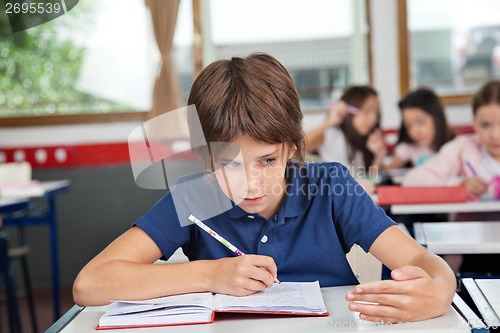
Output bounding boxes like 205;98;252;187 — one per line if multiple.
73;227;277;306
346;225;456;323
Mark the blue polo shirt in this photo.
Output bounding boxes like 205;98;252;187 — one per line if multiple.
135;162;395;287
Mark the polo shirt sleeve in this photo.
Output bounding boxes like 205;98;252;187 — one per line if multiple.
330;163;395;253
134;192;191;260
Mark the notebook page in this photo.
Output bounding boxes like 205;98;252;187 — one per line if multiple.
99;307;213;327
99;292;215;327
213;281;327;313
105;292;214;315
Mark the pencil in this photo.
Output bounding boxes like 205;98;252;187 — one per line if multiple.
465;160;477;176
329;102;359;115
188;214;280;284
464;160;480;202
346;105;360;115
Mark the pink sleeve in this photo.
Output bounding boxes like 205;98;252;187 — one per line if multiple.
402;137;465;186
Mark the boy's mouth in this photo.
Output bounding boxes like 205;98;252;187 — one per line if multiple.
244;196;264;203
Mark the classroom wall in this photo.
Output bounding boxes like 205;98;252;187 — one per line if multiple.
0;0;476;289
28;165;165;289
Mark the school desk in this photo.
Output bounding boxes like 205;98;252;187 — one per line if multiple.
0;197;29;214
461;278;500;329
414;221;500;255
1;179;70;321
47;285;476;333
390;201;500;215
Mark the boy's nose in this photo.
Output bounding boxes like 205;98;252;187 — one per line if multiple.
245;168;261;190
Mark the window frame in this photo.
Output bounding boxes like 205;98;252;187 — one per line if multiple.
0;111;149;127
397;0;473;105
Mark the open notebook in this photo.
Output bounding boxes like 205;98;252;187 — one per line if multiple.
97;281;329;329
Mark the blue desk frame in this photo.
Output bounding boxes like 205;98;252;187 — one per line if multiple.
2;180;70;322
0;198;31;332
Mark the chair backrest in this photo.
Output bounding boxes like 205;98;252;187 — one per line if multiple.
0;162;32;185
346;245;382;283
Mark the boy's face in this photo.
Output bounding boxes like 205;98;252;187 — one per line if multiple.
474;103;500;161
212;136;294;220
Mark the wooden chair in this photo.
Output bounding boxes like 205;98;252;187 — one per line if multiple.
346;244;382;284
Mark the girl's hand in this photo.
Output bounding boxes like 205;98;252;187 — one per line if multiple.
367;129;387;158
345;266;452;323
325;101;349;127
208;255;277;296
462;177;488;196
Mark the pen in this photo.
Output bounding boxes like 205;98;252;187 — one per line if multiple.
329;102;359;115
188;214;280;284
465;160;477;176
346;105;360;115
465;160;479;202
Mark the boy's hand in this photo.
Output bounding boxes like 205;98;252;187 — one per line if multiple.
462;177;488;197
345;266;452;323
208;255;277;296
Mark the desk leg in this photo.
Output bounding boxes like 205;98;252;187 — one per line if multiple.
48;197;60;322
1;231;22;333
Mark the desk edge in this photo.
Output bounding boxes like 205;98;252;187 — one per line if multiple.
46;305;84;333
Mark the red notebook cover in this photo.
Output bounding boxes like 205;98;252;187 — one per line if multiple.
376;185;468;205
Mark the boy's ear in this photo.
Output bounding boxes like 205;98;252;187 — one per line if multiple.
287;144;297;161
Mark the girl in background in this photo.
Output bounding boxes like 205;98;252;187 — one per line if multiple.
403;80;500;274
386;88;455;171
403;81;500;199
305;86;386;175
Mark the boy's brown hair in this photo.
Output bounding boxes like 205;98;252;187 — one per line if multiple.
187;53;305;164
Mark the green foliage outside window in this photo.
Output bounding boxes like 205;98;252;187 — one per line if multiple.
0;3;130;117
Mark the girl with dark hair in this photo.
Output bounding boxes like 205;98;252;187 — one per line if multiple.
386;88;455;170
404;81;500;199
305;86;385;173
403;81;500;274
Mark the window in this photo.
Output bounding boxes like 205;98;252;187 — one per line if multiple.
196;0;371;112
399;0;500;103
0;0;372;125
0;0;158;125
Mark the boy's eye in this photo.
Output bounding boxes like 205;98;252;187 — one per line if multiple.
221;161;241;168
261;158;276;165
